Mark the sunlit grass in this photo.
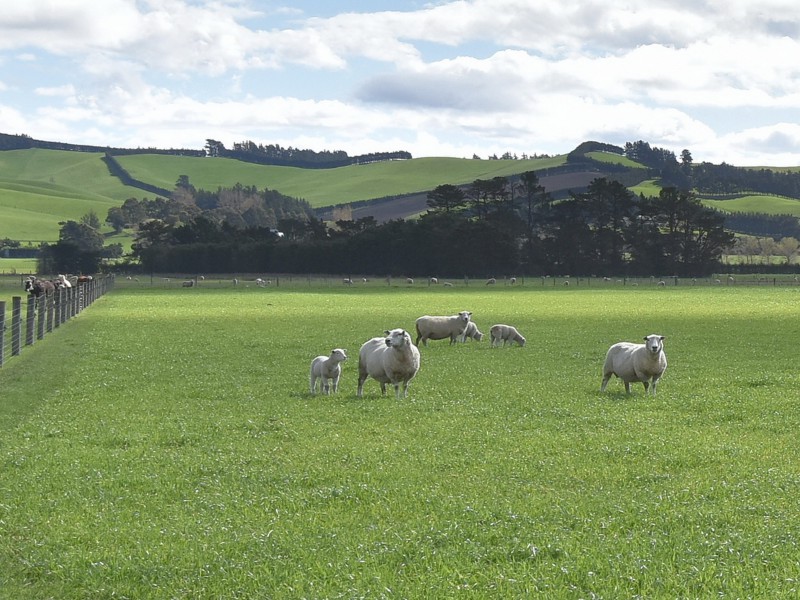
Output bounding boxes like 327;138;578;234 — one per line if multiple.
1;285;799;597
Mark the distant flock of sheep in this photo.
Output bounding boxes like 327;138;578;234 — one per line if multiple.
310;310;667;398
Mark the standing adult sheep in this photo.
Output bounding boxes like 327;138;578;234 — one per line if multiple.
415;311;472;346
357;329;420;398
601;334;667;395
310;348;348;395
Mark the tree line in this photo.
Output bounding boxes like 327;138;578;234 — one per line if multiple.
208;139;412;169
119;173;734;278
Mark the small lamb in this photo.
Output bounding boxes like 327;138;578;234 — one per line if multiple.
457;321;485;342
601;334;667;395
309;348;348;395
490;324;526;347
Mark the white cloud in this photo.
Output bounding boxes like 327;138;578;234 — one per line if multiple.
0;0;799;165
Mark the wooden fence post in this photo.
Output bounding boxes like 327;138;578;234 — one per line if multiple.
37;295;46;340
12;297;21;356
0;301;5;367
26;295;35;346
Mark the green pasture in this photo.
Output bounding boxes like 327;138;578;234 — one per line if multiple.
700;194;800;217
1;284;799;598
116;154;568;207
628;178;662;198
585;151;646;169
0;149;143;242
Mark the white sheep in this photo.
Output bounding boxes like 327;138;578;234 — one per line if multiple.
310;348;348;395
490;324;526;347
415;311;472;346
429;277;439;285
458;321;485;342
357;329;420;398
486;277;497;285
601;334;667;395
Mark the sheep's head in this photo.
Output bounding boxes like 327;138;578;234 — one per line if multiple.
384;328;410;348
330;348;348;362
643;334;665;354
458;310;472;324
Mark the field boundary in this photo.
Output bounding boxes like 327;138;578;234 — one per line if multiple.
0;275;115;368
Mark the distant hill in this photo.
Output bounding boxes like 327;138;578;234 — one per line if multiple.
2;133;800;242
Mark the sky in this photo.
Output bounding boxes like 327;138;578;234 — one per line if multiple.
1;0;800;166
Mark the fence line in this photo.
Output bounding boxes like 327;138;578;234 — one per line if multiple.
0;276;115;369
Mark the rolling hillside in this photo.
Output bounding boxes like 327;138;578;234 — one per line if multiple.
0;149;143;242
113;153;570;207
2;138;800;246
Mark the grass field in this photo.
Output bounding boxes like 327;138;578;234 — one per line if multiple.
0;149;144;243
1;284;799;598
700;194;800;217
116;154;568;207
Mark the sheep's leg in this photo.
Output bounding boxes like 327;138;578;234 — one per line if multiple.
323;380;330;395
332;376;340;393
624;381;631;394
357;374;367;397
394;383;401;398
310;375;317;394
380;382;387;395
642;381;650;395
600;374;611;391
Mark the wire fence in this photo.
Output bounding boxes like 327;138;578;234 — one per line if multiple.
0;276;115;369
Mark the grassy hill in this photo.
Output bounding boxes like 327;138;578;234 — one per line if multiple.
115;154;569;207
2;141;800;250
0;149;142;242
699;194;800;217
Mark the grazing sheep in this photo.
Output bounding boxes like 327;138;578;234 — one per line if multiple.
415;311;472;346
357;329;420;398
490;324;526;347
601;334;667;395
343;277;353;285
429;277;438;285
486;277;496;285
310;348;348;395
406;277;414;284
443;282;454;287
182;280;194;287
458;321;485;342
509;277;517;285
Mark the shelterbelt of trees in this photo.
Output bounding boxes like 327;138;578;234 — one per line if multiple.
111;173;734;278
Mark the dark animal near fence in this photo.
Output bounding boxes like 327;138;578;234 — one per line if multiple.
24;277;56;298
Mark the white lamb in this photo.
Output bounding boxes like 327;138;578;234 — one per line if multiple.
601;334;667;395
457;321;485;342
415;311;472;346
309;348;348;395
357;329;420;398
490;324;526;347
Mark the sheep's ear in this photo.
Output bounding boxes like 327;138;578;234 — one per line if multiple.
384;330;391;335
643;336;648;341
660;336;665;341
